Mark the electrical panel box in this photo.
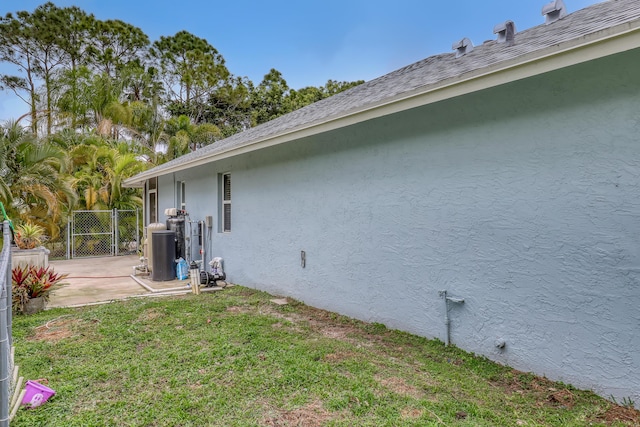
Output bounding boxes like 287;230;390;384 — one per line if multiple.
205;215;213;228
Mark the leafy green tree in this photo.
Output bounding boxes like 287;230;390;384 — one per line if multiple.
150;31;229;122
322;79;364;96
0;3;104;136
28;2;79;136
120;60;163;104
119;61;165;151
88;19;149;78
0;10;42;134
190;122;222;149
251;68;291;125
54;61;163;150
285;86;324;112
284;79;364;113
55;68;122;132
158;115;221;162
203;76;254;136
54;66;94;128
53;5;96;129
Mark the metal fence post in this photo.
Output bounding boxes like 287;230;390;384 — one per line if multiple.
5;225;10;348
0;221;12;427
71;213;75;259
66;217;71;260
136;208;140;254
114;209;119;257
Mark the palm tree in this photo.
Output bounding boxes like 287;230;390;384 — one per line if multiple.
69;139;144;210
0;121;77;239
157;115;221;163
0;121;20;203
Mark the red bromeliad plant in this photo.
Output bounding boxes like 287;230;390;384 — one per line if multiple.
12;265;69;314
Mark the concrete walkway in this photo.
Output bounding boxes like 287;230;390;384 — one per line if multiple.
48;255;193;308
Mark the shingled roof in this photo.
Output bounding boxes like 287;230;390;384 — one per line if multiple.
125;0;640;187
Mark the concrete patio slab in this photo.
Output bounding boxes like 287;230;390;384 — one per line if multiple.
48;255;147;308
47;255;223;308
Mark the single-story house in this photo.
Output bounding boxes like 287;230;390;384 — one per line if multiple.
125;0;640;404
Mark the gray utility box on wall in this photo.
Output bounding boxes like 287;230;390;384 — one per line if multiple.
151;230;176;281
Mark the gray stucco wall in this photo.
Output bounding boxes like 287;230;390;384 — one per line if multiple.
152;49;640;403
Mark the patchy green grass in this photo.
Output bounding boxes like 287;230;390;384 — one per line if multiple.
11;287;639;426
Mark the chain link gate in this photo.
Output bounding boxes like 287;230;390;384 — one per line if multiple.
70;209;140;258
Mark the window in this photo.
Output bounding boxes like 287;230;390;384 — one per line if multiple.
222;173;231;232
177;181;186;210
148;177;158;224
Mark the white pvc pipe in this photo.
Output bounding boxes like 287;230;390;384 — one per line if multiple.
438;290;464;347
130;286;222;298
9;389;25;422
130;275;190;293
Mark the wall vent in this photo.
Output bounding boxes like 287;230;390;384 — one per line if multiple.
493;20;516;45
542;0;567;24
452;37;474;58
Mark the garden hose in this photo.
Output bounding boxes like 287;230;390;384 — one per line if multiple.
0;201;14;232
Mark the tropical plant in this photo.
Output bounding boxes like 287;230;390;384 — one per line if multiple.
155;115;221;162
14;222;46;249
0;122;77;238
69;141;144;210
12;264;68;313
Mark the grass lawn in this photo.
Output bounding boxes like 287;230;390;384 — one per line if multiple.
11;287;639;426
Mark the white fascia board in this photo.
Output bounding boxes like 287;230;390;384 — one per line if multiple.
124;21;640;188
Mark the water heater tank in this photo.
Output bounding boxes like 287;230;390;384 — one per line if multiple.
166;216;186;260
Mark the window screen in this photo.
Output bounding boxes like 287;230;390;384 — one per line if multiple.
222;173;231;232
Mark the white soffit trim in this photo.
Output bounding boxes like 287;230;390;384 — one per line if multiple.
125;22;640;187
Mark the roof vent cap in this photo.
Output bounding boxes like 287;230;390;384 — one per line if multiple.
493;20;516;45
542;0;567;24
452;37;474;58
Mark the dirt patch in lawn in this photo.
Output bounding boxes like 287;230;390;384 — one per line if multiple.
30;317;82;342
492;370;579;410
377;375;424;399
493;369;640;426
592;404;640;426
401;407;424;419
323;351;358;363
226;305;253;313
136;308;164;322
262;400;340;427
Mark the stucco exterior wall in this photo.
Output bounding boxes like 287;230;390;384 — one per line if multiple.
153;49;640;403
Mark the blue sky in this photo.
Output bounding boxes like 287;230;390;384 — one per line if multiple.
0;0;602;122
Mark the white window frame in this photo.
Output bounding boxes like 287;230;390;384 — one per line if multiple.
177;181;186;211
148;177;158;224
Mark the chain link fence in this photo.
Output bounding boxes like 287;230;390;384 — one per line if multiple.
0;221;13;426
46;222;68;260
45;209;141;259
114;210;141;256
